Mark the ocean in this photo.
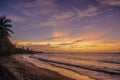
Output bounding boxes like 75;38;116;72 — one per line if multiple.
23;53;120;80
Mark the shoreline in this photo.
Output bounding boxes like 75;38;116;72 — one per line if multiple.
0;54;74;80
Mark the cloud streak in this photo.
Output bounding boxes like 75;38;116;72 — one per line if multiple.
53;12;74;20
43;36;63;41
17;0;57;17
8;15;26;22
74;6;99;17
58;39;85;45
97;0;120;6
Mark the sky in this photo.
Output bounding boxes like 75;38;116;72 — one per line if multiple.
0;0;120;53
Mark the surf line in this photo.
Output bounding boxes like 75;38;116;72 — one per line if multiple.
22;55;94;80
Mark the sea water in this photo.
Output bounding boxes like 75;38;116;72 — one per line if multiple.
22;53;120;80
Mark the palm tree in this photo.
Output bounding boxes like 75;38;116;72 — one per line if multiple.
0;15;14;40
0;15;14;54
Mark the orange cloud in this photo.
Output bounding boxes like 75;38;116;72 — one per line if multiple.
79;31;104;40
58;39;85;45
44;36;63;41
53;31;67;37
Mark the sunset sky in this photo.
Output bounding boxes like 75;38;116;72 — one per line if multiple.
0;0;120;53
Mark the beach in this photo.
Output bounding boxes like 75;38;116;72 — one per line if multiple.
0;53;120;80
0;54;74;80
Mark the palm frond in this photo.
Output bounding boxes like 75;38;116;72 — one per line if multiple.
3;19;11;24
7;28;14;34
4;24;12;28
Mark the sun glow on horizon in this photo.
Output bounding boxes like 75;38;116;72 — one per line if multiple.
12;40;120;53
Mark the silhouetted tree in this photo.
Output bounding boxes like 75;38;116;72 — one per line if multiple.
0;15;14;39
0;15;14;54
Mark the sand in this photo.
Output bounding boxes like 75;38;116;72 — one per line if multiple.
0;55;74;80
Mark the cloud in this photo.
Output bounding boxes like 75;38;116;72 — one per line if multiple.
79;31;105;40
40;21;59;27
99;40;120;44
50;5;101;22
22;0;56;8
53;31;67;37
58;42;74;45
41;30;68;41
53;12;74;20
73;39;86;42
17;0;57;16
97;0;120;6
58;39;85;45
8;15;25;22
44;36;63;41
74;6;99;17
77;24;110;40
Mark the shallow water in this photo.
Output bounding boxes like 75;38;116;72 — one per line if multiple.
22;53;120;80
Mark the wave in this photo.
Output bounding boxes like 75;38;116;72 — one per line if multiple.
22;53;120;80
30;55;120;74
